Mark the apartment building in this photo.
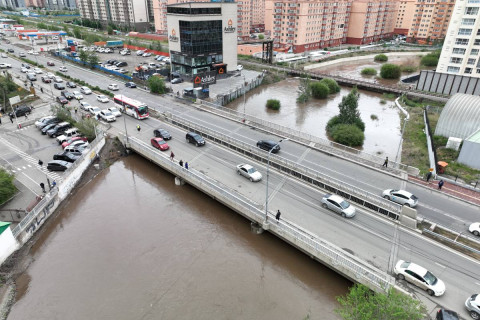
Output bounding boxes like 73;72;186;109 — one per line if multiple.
25;0;44;7
78;0;150;30
265;0;351;53
437;0;480;77
0;0;26;8
394;0;454;42
346;0;397;44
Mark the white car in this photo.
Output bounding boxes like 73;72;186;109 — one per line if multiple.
96;95;109;103
142;52;152;57
80;86;92;95
99;110;116;122
236;164;262;182
465;294;480;320
0;63;12;69
382;189;418;207
164;57;170;63
79;101;91;111
20;67;28;73
321;194;356;218
1;53;7;58
236;65;243;71
59;66;68;72
89;106;102;116
72;91;83;100
117;68;127;74
28;50;39;55
53;76;63;83
394;260;445;296
136;50;145;55
46;72;55;79
469;222;480;236
98;48;105;53
107;107;122;117
33;67;43;74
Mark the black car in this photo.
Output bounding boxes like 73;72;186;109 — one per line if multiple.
7;48;14;53
107;59;118;65
66;81;77;88
37;118;59;129
61;90;74;100
256;140;281;153
56;96;68;105
186;132;205;146
436;309;459;320
9;105;32;118
153;128;171;140
115;61;128;67
53;151;80;163
125;82;136;88
41;76;52;83
21;63;30;69
47;122;71;137
47;160;71;171
54;83;65;90
41;123;58;135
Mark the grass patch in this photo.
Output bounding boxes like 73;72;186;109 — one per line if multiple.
401;65;418;73
370;114;378;120
382;93;396;100
380;99;387;104
361;67;377;76
436;148;480;183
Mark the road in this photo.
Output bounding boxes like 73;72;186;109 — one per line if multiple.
1;39;480;318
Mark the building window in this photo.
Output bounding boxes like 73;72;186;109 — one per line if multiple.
465;7;479;15
447;66;460;73
455;38;469;45
458;28;472;35
453;48;466;54
462;18;476;25
471;49;479;55
450;57;463;63
475;39;480;45
465;67;473;73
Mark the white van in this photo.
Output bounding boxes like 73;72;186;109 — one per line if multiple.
56;128;79;144
148;62;157;70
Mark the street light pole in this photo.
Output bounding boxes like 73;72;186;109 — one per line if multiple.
242;74;246;122
265;138;289;223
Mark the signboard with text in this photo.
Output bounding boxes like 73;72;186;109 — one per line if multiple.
193;71;216;88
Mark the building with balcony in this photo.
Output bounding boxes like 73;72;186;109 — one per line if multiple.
437;0;480;77
166;1;237;76
0;0;26;8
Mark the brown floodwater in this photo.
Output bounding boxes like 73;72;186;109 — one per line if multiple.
8;155;351;320
227;78;401;157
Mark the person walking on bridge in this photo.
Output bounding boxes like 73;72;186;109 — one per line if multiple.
276;210;281;222
170;151;175;161
382;157;389;168
136;124;141;132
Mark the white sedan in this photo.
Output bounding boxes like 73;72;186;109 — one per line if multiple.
96;95;109;103
80;86;92;95
72;91;83;100
99;110;116;122
107;107;122;117
89;106;101;116
33;67;43;74
20;67;28;73
394;260;445;296
469;222;480;236
236;164;262;182
108;84;119;91
236;65;243;71
321;194;356;218
79;101;91;111
59;66;68;72
0;63;12;69
382;189;418;207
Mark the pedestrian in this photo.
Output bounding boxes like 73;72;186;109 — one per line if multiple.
38;159;43;167
438;179;444;190
170;151;175;161
9;116;13;123
185;162;189;170
74;107;78;113
52;180;57;188
382;156;389;168
276;210;281;222
137;124;141;132
0;116;2;125
40;87;43;93
24;113;28;120
179;159;183;167
426;171;432;182
40;182;45;193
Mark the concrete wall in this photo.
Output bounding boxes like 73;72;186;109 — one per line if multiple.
458;140;480;170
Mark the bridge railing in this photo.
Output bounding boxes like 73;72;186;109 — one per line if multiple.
127;136;393;292
160;112;402;219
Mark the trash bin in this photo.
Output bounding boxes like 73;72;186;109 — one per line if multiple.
437;161;448;174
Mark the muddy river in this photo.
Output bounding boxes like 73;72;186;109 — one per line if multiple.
8;155;351;320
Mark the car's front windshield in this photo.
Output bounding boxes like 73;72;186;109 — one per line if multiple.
247;168;257;174
340;201;350;209
424;271;438;285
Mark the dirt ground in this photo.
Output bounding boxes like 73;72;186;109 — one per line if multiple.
0;135;128;319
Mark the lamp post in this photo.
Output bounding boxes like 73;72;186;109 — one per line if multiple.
265;138;289;223
242;74;246;122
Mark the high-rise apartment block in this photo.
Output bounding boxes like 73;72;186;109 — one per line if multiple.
0;0;26;8
437;0;480;77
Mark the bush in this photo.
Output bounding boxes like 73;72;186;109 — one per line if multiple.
0;169;16;205
266;99;281;110
371;114;378;120
380;99;386;104
361;68;377;76
374;54;388;62
330;124;365;147
380;64;401;79
326;115;342;134
310;82;329;99
421;55;439;67
401;65;417;73
319;78;340;93
148;76;166;94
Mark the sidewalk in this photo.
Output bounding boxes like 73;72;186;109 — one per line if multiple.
409;175;480;205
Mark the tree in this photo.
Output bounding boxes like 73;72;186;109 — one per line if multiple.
107;25;114;35
330;124;365;146
310;82;329;99
258;34;265;40
0;169;16;205
79;50;89;65
296;75;311;103
338;87;363;129
266;99;280;110
335;284;427;320
73;26;82;39
87;53;99;68
319;78;340;93
148;76;166;94
380;64;401;79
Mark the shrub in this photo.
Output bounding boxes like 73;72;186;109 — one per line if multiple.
374;54;388;62
330;124;365;147
326;115;342;134
310;82;329;99
319;78;340;93
148;75;166;94
361;68;377;76
371;114;378;120
420;55;439;67
401;65;417;73
380;99;387;104
380;64;401;79
0;169;16;205
266;99;281;110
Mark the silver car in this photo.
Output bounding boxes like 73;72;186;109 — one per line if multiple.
394;260;445;296
321;194;356;218
465;294;480;319
236;164;262;182
382;189;418;207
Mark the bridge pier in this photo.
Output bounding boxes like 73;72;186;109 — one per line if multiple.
175;177;185;186
250;222;264;234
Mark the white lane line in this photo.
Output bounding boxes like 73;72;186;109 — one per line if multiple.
21;172;40;196
435;262;446;269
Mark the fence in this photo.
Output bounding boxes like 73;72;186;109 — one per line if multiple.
216;75;264;106
127;136;393;292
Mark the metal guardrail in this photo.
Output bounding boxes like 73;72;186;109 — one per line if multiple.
423;229;480;255
159;112;402;218
127;136;393;292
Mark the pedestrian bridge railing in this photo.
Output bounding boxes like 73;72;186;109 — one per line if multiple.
126;136;394;293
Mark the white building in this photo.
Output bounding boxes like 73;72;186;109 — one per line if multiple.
437;0;480;77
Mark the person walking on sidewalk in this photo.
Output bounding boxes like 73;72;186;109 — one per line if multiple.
179;159;183;167
137;124;141;132
170;151;175;161
185;162;189;170
38;159;43;167
40;182;46;193
438;179;444;190
382;157;389;168
426;171;433;183
276;210;281;222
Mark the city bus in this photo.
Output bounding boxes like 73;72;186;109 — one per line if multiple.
113;95;149;119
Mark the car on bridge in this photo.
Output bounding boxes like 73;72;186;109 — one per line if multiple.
382;189;418;207
107;107;121;117
465;294;480;319
469;222;480;236
321;194;356;218
257;140;281;153
186;132;205;146
41;76;52;83
125;82;136;88
236;164;262;182
99;110;116;122
151;137;169;151
394;260;445;296
153;128;171;140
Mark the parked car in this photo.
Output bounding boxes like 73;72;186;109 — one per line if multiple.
136;50;145;56
469;222;480;236
382;189;418;207
7;48;14;53
153;128;171;140
64;144;89;154
107;107;121;117
47;61;55;66
36;117;59;129
107;84;119;91
53;151;80;163
41;76;52;83
56;128;80;144
56;96;68;105
321;194;356;218
59;66;68;72
256;140;280;153
236;164;262;182
72;91;83;100
236;65;244;71
80;86;92;95
394;260;445;296
47;122;72;137
61;90;74;100
62;136;88;148
19;52;26;57
0;63;12;69
47;160;71;171
89;106;102;116
465;294;480;320
186;132;205;146
151;137;169;151
115;61;127;67
99;110;116;122
53;76;63;83
9;105;32;118
96;95;109;103
35;116;56;129
54;82;66;90
66;81;76;88
436;309;459;320
33;67;43;74
80;101;92;111
171;78;183;84
41;123;58;135
125;82;136;88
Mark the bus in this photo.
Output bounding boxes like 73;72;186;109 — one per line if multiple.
113;95;149;119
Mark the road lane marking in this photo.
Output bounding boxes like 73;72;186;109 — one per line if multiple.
435;262;446;269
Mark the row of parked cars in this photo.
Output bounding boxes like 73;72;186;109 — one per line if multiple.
35;116;90;171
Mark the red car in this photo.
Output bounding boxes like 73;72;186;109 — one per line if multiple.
47;61;55;66
151;137;169;151
62;136;88;149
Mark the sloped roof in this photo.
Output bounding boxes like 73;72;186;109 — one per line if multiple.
435;93;480;139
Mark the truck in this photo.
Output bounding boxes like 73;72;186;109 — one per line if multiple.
106;40;123;48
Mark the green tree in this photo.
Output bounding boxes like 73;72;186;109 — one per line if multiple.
266;99;280;110
337;87;363;130
79;50;89;65
374;54;388;62
107;25;114;35
421;51;441;67
310;82;329;99
37;22;48;29
335;284;427;320
319;78;340;93
361;68;377;75
75;117;97;141
73;26;82;39
87;53;99;68
296;74;311;103
148;76;166;94
380;64;401;79
0;169;16;205
330;124;365;146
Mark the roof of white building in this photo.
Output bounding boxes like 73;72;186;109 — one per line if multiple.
434;93;480;139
